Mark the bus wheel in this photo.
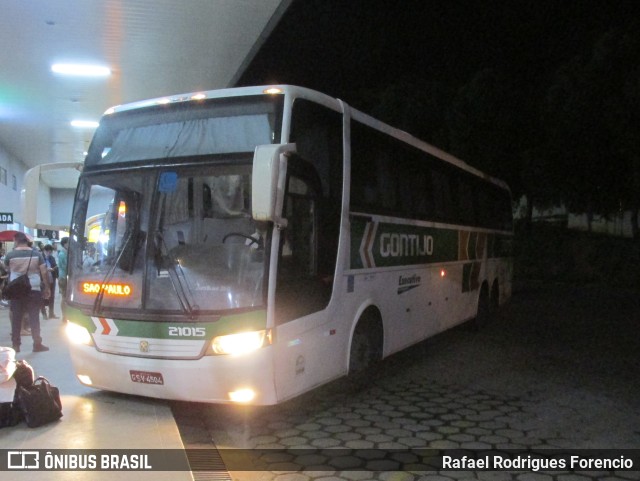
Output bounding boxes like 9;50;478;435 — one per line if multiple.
474;284;491;330
348;311;383;376
490;280;500;315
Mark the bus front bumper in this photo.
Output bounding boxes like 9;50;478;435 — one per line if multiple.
68;343;278;405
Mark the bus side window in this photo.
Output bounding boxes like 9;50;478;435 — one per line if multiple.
476;182;490;228
457;176;476;226
431;168;453;222
399;151;429;218
413;170;430;218
376;153;397;212
398;167;414;216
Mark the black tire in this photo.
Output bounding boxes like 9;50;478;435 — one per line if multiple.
348;312;383;376
490;280;500;315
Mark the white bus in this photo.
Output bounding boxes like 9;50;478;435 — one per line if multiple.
56;85;512;404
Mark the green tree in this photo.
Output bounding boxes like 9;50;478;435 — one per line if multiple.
595;26;640;238
545;25;640;236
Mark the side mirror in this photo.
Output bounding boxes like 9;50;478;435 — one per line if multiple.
252;143;296;228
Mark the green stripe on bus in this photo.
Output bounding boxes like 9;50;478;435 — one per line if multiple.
350;217;459;269
68;308;267;339
350;217;513;269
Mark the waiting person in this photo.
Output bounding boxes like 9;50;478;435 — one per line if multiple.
42;244;59;319
26;240;41;329
0;255;7;308
3;232;51;352
57;237;68;322
83;243;96;272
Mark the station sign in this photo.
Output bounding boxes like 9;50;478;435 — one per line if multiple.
37;229;60;240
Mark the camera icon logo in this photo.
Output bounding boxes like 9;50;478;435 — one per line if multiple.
7;451;40;469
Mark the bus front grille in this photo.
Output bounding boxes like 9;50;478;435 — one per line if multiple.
93;335;207;359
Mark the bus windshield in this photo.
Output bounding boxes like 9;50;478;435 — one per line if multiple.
67;94;284;318
84;95;283;167
68;163;267;317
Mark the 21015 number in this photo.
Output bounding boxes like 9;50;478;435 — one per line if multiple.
168;326;206;337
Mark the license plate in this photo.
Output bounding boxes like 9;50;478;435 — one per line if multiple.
129;370;164;385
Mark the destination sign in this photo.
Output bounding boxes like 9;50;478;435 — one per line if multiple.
80;282;132;297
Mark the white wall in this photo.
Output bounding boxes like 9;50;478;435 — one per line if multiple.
86;191;114;219
35;180;52;225
50;188;77;228
0;142;76;234
1;138;119;237
0;143;26;229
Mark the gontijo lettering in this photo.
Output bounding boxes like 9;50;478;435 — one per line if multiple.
81;282;132;296
380;233;434;257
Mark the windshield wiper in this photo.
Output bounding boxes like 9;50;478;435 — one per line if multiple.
154;230;199;318
153;193;199;318
92;228;135;316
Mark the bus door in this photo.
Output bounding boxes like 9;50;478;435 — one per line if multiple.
273;157;340;401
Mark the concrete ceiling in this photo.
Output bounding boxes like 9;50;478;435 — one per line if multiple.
0;0;290;186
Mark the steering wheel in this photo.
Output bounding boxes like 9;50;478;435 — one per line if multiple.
222;232;261;247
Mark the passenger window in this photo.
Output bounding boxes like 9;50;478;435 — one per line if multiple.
431;168;453;222
457;176;476;225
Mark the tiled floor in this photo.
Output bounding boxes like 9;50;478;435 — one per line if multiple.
0;297;191;480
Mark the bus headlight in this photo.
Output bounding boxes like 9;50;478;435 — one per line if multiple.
211;330;269;356
228;388;256;403
66;322;93;346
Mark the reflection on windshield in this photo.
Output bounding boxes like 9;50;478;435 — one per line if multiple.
69;175;148;312
69;165;267;316
85;95;283;168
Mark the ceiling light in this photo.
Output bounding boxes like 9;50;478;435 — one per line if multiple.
71;120;99;128
52;63;111;77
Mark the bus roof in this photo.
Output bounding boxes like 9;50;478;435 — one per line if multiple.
101;84;510;192
101;85;337;116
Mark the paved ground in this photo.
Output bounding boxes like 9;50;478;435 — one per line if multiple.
172;283;640;481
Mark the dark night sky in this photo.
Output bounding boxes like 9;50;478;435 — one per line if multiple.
239;0;637;104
